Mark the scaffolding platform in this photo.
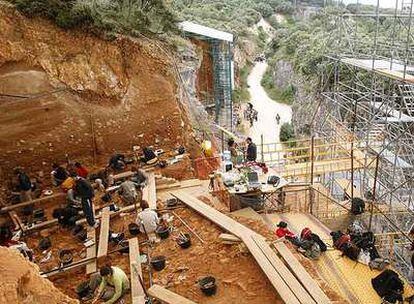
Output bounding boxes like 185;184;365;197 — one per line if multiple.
340;58;414;83
267;212;414;304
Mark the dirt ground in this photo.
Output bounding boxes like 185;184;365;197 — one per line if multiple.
43;203;282;304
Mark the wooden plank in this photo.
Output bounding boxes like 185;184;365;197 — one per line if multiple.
86;229;97;274
97;207;110;258
113;171;134;181
1;193;65;212
156;179;202;191
129;238;145;304
219;233;241;243
274;242;331;304
143;172;157;209
242;236;301;304
9;211;25;231
148;284;196;304
252;235;316;304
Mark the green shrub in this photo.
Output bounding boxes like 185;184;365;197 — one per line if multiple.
280;122;295;142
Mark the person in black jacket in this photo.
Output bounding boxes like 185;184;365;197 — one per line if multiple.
246;137;257;162
74;176;97;228
15;168;32;202
51;163;68;186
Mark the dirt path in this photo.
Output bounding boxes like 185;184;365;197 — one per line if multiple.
247;61;292;144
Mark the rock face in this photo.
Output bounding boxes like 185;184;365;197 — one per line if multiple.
0;246;78;304
0;3;192;172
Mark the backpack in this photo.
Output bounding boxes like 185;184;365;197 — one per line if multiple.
351;198;365;215
311;233;327;252
372;270;404;302
342;243;360;261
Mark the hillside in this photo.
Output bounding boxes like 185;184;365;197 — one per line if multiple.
0;3;193;173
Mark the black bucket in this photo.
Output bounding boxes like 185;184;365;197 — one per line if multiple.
38;237;51;251
166;198;178;207
156;226;170;239
76;281;91;299
119;240;129;254
59;249;73;265
128;223;140;236
177;234;191;249
151;255;166;271
199;276;217;296
76;229;87;242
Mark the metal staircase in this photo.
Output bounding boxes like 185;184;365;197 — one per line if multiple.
398;84;414;116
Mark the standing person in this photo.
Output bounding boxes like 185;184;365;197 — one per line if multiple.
75;176;97;228
118;177;138;206
227;138;238;165
136;200;159;241
276;113;281;125
51;163;68;186
91;265;130;304
245;137;257;162
74;162;89;179
15;168;32;202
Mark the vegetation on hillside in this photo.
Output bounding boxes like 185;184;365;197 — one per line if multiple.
171;0;294;36
9;0;177;35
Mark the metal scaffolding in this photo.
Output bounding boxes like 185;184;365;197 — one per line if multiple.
179;22;234;131
311;0;414;280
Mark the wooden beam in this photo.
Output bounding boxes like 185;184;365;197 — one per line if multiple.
129;238;145;304
274;242;331;304
113;171;134;181
252;235;316;304
97;207;110;258
219;233;241;243
86;228;97;274
9;211;25;232
1;193;65;212
143;172;157;209
148;285;196;304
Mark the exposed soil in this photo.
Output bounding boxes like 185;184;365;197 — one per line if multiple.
0;3;194;176
0;246;78;304
192;39;214;106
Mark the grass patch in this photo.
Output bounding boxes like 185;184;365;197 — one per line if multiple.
261;66;295;105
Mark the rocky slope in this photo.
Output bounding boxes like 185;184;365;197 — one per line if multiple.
0;2;193;173
0;246;78;303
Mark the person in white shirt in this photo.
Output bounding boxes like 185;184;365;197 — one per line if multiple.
136;200;159;235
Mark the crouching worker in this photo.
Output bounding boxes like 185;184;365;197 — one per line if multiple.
136;200;159;241
298;228;327;260
91;265;130;304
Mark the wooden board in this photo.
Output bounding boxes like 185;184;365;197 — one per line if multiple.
219;233;241;243
274;242;331;304
97;207;110;258
1;193;65;212
113;171;134;181
86;229;97;274
129;238;145;304
148;284;196;304
252;235;316;304
156;179;202;191
143;172;157;209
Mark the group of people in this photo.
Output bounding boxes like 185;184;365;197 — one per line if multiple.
275;221;327;259
227;137;257;165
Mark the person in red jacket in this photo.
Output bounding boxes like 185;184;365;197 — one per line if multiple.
275;221;296;238
75;162;89;179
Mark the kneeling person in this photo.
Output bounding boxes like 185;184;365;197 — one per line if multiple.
92;265;130;304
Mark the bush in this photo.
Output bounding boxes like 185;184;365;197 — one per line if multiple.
280;122;295;142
